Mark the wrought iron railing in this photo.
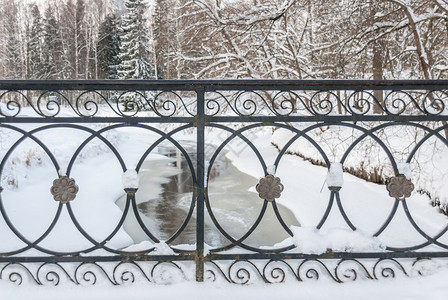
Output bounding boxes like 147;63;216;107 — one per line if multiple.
0;80;447;285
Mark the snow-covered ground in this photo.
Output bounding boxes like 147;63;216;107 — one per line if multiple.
1;106;448;298
271;123;448;211
224;126;448;252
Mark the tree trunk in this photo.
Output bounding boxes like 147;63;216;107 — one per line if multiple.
372;41;383;114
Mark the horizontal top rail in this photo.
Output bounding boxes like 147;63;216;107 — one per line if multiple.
0;79;447;91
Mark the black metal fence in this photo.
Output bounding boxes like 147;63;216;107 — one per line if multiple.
0;80;447;285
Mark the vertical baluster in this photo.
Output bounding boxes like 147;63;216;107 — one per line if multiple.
196;86;205;282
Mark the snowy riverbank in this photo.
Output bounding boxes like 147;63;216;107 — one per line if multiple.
223;127;448;252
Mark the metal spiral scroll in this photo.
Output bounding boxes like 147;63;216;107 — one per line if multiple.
205;89;448;116
0;261;190;285
0;89;196;118
1;87;446;118
204;258;433;284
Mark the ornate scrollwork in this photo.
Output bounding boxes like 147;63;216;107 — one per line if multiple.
383;91;425;115
1;83;446;118
372;259;407;280
271;91;297;116
262;260;297;283
0;258;445;285
151;262;187;284
36;92;63;117
36;263;75;285
346;91;376;115
227;260;262;284
335;259;373;282
203;88;448;116
297;259;337;282
113;262;151;285
153;91;188;117
205;258;433;284
0;263;38;285
309;91;341;116
422;91;448;115
76;91;104;117
0;91;33;117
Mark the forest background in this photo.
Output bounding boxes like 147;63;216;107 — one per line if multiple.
0;0;447;82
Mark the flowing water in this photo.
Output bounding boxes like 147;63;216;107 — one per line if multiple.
116;144;300;248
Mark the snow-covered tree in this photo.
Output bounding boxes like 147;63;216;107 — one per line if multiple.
26;4;44;79
59;0;87;79
152;0;186;79
118;0;153;79
176;0;317;79
1;0;24;79
41;5;64;79
0;0;446;81
97;13;121;79
173;0;448;81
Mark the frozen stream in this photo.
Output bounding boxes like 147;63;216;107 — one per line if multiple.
116;145;300;248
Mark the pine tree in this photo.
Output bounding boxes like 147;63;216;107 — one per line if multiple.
26;4;43;79
42;6;64;79
118;0;153;79
97;13;121;79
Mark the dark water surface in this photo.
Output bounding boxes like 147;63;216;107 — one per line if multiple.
116;145;300;248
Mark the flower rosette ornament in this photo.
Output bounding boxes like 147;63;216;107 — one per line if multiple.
50;176;79;204
386;175;414;200
256;174;284;202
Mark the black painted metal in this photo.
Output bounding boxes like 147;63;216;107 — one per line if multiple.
0;80;447;285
